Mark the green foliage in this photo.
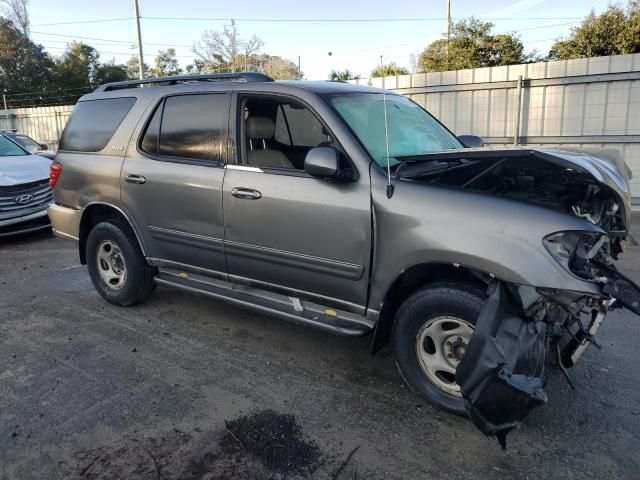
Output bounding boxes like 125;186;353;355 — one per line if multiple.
95;62;129;84
152;48;182;77
329;69;360;81
419;17;529;72
371;63;409;78
53;42;101;89
0;17;53;96
548;1;640;59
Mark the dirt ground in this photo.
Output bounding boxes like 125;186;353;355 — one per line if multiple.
2;220;640;479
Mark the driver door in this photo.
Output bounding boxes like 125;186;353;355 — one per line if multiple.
222;93;371;312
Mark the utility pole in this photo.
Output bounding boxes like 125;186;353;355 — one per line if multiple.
446;0;451;70
133;0;145;80
2;93;7;111
297;56;301;78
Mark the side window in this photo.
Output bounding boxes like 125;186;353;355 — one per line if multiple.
140;93;229;163
140;102;162;155
275;104;329;147
59;97;136;152
243;97;334;170
274;106;292;146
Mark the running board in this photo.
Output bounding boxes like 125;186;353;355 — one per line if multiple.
154;271;374;337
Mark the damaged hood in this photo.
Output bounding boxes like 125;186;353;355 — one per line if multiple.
396;145;633;232
0;154;52;187
530;146;632;224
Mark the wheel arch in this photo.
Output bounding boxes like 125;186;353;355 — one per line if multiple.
78;202;147;264
371;262;489;354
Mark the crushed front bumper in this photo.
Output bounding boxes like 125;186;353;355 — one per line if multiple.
456;272;640;447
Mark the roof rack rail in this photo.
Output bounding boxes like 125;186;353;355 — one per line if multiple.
94;72;274;92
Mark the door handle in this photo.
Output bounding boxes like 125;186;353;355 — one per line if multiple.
231;187;262;200
125;174;146;185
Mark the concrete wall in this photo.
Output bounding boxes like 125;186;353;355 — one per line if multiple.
353;54;640;197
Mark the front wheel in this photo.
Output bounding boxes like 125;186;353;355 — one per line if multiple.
86;220;156;306
392;284;484;415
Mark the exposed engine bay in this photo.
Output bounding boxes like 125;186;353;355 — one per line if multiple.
396;149;627;238
396;148;640;446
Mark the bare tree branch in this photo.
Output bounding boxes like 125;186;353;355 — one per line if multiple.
1;0;29;35
193;20;264;72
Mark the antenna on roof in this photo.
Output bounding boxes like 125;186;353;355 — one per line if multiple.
381;55;394;199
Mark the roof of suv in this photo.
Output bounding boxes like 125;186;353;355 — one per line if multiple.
82;73;387;102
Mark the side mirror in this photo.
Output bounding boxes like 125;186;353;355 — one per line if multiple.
304;147;339;179
39;143;48;150
458;135;484;148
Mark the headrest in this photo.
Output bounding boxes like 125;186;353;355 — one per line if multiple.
246;116;275;139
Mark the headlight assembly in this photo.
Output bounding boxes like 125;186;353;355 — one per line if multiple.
543;231;609;278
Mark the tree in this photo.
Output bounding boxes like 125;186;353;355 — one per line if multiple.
371;62;409;77
95;62;129;84
1;0;29;35
0;18;53;99
185;59;206;74
418;17;528;72
53;42;101;89
329;69;360;81
126;56;150;79
548;2;640;60
261;55;301;79
152;48;182;77
194;20;263;72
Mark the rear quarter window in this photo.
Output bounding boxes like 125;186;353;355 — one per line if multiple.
59;97;136;152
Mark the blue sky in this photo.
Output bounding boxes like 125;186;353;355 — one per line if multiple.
27;0;612;79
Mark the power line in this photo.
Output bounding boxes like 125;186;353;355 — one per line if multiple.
31;17;133;26
517;21;579;31
42;45;198;59
28;16;584;26
31;30;134;44
31;31;194;48
142;15;583;22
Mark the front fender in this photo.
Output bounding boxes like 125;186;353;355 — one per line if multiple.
368;172;603;311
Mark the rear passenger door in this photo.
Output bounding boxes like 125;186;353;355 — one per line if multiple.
121;92;231;276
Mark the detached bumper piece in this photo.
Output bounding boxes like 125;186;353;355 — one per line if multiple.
455;282;547;448
600;264;640;316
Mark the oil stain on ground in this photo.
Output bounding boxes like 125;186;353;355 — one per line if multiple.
221;409;322;476
69;409;326;479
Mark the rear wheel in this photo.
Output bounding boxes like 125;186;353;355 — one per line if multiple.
86;220;155;306
392;284;484;415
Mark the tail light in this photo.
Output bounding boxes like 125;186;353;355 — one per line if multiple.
49;162;62;188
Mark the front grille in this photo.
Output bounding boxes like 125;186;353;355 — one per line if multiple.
0;180;52;216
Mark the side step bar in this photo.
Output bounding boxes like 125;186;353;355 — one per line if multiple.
154;271;374;337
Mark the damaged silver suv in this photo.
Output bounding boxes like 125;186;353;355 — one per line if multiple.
48;73;639;446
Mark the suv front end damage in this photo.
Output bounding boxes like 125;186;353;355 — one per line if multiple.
394;146;640;446
455;280;622;447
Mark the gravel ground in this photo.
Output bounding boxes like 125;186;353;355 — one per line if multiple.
1;220;640;479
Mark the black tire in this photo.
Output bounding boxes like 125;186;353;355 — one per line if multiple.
86;219;156;306
392;283;484;415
